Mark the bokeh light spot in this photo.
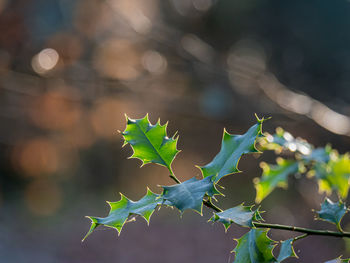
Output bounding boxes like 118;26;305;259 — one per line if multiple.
30;90;81;131
142;50;167;74
31;48;59;75
193;0;212;12
93;39;142;80
14;138;59;177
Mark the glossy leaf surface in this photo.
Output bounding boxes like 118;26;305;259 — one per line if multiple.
199;117;264;182
162;175;221;214
211;204;262;230
233;228;276;263
315;198;347;228
277;238;298;262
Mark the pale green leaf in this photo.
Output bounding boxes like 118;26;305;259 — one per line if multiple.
315;198;347;228
277;238;298;262
210;204;263;230
83;188;162;240
199;117;265;182
254;158;300;203
312;154;350;199
122;114;180;169
162;175;221;214
233;228;277;263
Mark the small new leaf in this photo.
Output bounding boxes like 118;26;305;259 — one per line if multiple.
199;117;265;182
277;238;298;262
315;198;347;229
162;175;221;214
83;188;162;240
210;204;263;230
122;114;180;169
233;228;277;263
254;158;300;203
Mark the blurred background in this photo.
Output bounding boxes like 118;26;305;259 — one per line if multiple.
1;0;350;262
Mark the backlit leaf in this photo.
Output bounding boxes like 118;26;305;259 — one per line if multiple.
162;175;221;214
232;228;277;263
254;158;300;203
83;188;162;240
210;204;263;230
122;114;180;169
312;154;350;199
199;116;265;182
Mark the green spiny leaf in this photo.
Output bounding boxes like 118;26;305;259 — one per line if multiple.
122;114;180;169
277;238;298;262
324;256;350;263
254;158;300;203
210;204;263;230
199;117;265;182
162;175;221;214
232;228;277;263
315;198;347;229
83;188;162;240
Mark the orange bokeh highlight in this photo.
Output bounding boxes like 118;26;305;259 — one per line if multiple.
89;98;126;139
25;179;62;216
12;138;58;177
29;90;81;131
93;39;142;80
63;116;96;149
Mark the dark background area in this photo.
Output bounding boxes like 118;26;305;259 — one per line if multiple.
0;0;350;262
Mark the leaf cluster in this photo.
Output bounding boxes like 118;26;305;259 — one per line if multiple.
83;115;350;262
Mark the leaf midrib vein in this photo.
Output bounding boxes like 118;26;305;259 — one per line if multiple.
135;122;169;167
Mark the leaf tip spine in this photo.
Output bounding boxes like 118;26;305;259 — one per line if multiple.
144;113;150;122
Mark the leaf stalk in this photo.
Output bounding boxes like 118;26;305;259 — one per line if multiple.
168;167;181;184
253;222;350;238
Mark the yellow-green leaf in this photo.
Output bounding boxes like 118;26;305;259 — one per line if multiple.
122;114;180;169
313;154;350;199
83;188;162;240
254;158;300;203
